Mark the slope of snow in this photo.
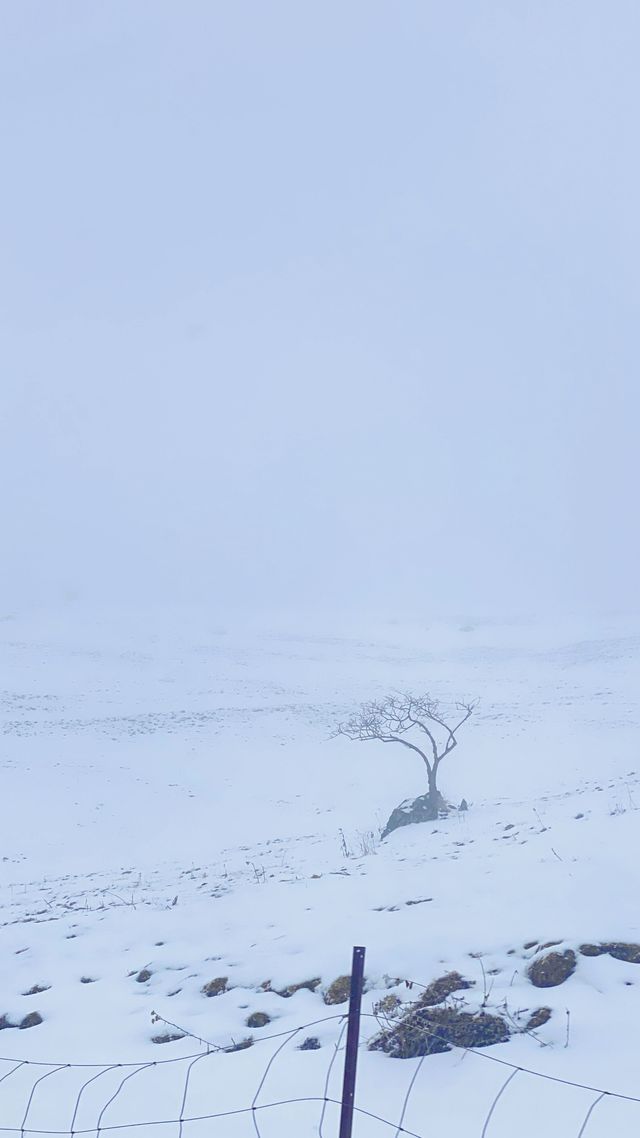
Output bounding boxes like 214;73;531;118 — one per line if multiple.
1;607;640;1136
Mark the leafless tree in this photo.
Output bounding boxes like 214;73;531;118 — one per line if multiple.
336;693;476;826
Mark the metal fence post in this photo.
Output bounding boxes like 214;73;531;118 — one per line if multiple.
338;945;366;1138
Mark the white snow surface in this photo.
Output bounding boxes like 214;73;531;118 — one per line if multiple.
2;605;640;1137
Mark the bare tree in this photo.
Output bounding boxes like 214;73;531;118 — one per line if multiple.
336;693;477;834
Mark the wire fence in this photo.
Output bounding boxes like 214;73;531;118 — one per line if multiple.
1;963;639;1138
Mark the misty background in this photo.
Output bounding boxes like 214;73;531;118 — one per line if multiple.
2;1;639;620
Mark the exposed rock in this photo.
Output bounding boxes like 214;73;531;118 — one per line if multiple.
202;977;229;997
19;1012;43;1029
0;1015;12;1030
323;976;352;1005
579;942;640;962
80;977;97;984
525;1007;552;1030
299;1037;321;1050
277;978;321;998
246;1012;271;1028
523;941;538;950
370;1003;509;1059
22;984;50;996
224;1037;253;1053
135;969;152;983
527;950;576;988
151;1032;185;1044
604;943;640;963
382;793;444;839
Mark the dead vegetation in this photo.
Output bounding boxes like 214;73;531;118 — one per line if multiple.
369;972;509;1059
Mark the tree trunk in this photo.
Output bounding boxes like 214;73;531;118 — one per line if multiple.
425;764;441;810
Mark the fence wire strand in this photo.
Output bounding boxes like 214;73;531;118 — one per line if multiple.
95;1065;154;1137
393;1050;427;1138
318;1020;347;1138
176;1053;208;1138
22;1066;69;1134
577;1093;608;1138
69;1065;119;1136
480;1068;520;1138
250;1024;304;1138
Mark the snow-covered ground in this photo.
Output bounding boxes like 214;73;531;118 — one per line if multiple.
2;606;640;1136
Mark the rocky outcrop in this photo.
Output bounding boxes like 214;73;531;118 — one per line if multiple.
527;950;576;988
382;793;444;838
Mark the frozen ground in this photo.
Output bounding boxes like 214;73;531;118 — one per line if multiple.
1;605;640;1136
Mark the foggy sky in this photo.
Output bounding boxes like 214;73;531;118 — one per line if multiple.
2;1;639;618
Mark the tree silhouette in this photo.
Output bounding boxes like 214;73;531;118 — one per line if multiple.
337;693;476;835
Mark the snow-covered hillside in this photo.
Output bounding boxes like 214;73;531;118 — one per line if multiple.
2;607;640;1136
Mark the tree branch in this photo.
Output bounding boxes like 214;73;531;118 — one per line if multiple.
336;693;476;795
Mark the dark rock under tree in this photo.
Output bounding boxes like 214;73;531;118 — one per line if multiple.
382;792;445;838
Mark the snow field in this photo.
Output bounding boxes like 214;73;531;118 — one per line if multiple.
2;607;640;1135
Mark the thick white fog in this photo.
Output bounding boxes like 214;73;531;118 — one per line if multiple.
2;1;639;618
